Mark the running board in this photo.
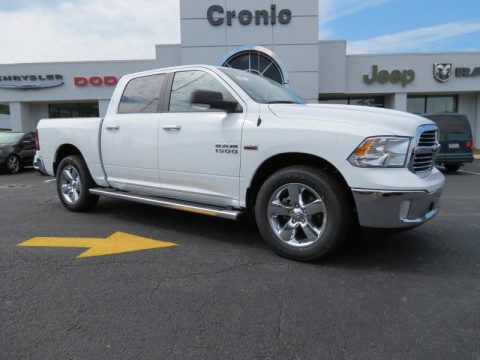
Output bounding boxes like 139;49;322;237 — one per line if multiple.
89;188;241;220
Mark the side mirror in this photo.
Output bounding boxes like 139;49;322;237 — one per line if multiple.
190;90;242;113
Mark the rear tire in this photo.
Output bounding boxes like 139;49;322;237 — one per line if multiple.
255;166;352;261
444;164;460;173
56;155;99;212
6;155;21;174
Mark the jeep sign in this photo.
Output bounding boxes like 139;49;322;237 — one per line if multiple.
363;65;415;87
207;4;292;26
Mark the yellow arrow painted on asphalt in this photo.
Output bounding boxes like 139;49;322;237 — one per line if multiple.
18;232;177;258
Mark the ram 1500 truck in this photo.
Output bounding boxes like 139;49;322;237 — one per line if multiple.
36;65;445;261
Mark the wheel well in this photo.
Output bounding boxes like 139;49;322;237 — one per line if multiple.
246;153;355;211
53;144;82;175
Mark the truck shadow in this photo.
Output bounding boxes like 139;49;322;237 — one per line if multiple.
92;198;473;276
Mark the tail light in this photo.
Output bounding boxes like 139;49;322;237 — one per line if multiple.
35;129;40;150
466;139;473;150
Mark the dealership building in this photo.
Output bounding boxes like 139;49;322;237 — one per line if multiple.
1;0;479;146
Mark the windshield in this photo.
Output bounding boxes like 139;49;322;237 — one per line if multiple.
220;67;305;105
0;132;23;145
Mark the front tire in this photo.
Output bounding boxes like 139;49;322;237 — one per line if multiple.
255;166;352;261
56;155;99;212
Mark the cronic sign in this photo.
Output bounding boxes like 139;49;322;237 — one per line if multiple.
207;4;292;26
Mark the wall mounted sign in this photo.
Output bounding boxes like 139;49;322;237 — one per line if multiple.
207;4;292;26
74;76;118;87
363;65;415;87
433;63;452;82
0;74;64;90
434;63;480;82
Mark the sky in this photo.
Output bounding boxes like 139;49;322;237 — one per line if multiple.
0;0;479;64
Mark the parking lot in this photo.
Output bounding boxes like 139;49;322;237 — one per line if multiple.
1;163;479;359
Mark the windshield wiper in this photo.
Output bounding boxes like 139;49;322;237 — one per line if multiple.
267;100;298;104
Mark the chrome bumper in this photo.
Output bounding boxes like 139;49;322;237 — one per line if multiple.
33;151;48;175
352;188;443;228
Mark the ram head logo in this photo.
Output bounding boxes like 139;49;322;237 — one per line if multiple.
434;63;453;82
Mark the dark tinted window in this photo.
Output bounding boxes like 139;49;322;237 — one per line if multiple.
49;103;99;118
0;104;10;115
407;95;457;114
318;96;384;108
424;115;471;137
118;74;165;114
169;71;236;112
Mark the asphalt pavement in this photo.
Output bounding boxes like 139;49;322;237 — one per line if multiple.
1;163;479;359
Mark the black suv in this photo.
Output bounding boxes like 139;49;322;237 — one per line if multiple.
422;113;474;173
0;132;36;174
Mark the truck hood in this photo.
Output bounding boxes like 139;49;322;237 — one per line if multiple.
268;103;434;136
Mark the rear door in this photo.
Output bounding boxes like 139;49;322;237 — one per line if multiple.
157;69;246;207
101;73;167;190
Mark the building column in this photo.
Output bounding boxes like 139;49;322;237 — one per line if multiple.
9;102;33;132
98;100;110;117
387;93;407;112
475;94;480;150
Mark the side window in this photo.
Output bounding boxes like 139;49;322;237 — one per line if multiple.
118;74;165;114
23;134;34;142
169;71;236;112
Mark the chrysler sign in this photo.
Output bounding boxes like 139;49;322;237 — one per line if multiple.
207;4;292;26
0;74;64;90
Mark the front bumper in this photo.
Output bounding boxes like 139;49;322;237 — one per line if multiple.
352;188;443;228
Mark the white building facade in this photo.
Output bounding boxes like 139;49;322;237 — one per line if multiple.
0;0;479;146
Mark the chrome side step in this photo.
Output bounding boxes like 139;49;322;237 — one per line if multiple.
89;188;241;220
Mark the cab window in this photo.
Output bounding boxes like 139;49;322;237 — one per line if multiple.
118;74;166;114
168;71;236;112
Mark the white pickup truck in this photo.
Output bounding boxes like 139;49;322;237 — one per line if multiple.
36;65;444;260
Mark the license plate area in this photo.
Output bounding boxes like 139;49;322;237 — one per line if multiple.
448;143;460;149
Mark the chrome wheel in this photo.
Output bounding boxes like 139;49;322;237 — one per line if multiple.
60;165;82;205
267;183;328;248
7;156;20;173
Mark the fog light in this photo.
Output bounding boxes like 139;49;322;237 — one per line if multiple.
399;200;411;219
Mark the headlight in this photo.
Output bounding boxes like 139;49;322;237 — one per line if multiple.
348;137;411;167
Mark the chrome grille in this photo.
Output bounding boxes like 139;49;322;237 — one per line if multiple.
417;130;437;147
409;125;439;174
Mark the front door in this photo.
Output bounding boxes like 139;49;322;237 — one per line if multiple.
157;70;246;207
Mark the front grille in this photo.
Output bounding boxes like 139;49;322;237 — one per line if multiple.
413;153;435;172
410;125;439;174
417;130;437;147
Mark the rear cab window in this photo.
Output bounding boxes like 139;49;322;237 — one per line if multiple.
118;74;166;114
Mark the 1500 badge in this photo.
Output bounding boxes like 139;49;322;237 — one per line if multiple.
215;144;238;154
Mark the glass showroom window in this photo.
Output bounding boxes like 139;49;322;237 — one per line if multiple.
407;95;457;114
49;103;99;118
223;50;285;85
0;104;10;115
318;96;385;108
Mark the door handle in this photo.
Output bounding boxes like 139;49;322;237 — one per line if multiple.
163;125;182;131
105;125;120;130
